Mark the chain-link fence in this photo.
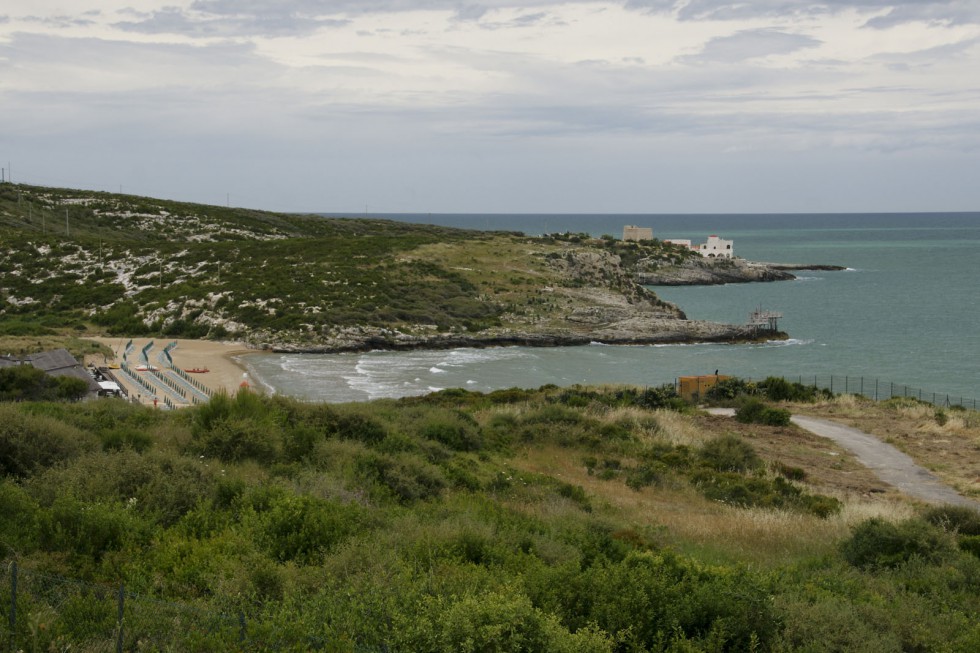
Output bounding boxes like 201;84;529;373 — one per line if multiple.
758;375;977;410
2;561;251;652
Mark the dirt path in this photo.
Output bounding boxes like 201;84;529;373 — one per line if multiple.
707;408;980;510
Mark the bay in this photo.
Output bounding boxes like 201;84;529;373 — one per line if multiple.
243;213;980;403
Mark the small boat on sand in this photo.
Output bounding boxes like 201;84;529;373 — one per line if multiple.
185;367;210;373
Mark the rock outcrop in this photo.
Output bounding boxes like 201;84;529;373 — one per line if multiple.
635;257;844;286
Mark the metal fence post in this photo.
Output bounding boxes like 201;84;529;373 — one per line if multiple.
116;584;125;653
8;561;16;653
239;611;247;644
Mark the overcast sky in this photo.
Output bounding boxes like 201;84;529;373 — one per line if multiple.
2;1;979;213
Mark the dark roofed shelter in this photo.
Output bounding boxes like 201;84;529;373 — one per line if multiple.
21;348;101;394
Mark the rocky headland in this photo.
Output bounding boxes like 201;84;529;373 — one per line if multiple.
635;257;845;286
2;184;792;354
251;248;783;353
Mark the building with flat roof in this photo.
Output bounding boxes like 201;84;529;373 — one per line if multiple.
695;234;734;258
623;225;653;241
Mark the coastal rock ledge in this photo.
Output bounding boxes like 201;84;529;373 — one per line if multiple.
636;258;845;286
260;321;781;354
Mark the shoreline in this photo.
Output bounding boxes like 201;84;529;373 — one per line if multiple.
251;320;785;355
89;337;265;398
88;325;784;402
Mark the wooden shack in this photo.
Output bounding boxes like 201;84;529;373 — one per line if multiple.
677;374;731;402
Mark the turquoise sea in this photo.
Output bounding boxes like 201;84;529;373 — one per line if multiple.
243;213;980;403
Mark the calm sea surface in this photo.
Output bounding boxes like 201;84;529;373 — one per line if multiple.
243;213;980;403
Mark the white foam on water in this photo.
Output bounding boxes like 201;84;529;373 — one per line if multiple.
764;338;814;347
440;347;534;366
466;380;476;385
429;367;446;374
794;276;823;282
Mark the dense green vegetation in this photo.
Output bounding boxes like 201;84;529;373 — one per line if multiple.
0;365;89;403
0;183;507;340
2;385;979;651
1;183;689;346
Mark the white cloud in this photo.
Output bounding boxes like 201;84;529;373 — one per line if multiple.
1;1;979;211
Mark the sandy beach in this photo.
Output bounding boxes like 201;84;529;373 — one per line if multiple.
89;337;262;400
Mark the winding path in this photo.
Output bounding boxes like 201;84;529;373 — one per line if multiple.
707;408;980;510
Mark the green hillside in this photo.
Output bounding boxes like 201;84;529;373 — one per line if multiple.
1;183;700;348
0;183;497;339
3;383;979;651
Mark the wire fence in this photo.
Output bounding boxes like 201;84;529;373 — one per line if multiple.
743;374;977;410
0;561;356;652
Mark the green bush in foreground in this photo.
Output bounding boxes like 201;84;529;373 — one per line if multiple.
841;518;956;569
1;385;978;651
736;398;792;426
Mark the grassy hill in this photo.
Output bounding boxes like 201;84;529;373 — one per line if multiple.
1;183;711;350
2;383;979;651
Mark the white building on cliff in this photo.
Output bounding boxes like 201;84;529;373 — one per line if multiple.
664;235;735;258
695;235;734;258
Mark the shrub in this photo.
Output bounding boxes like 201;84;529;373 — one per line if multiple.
777;463;807;481
354;451;446;503
100;426;154;453
39;495;150;560
625;463;666;491
690;470;841;517
698;434;761;473
841;518;955;569
757;376;825;402
0;365;89;402
960;536;980;559
922;505;980;536
331;412;387;444
735;398;791;426
704;378;758;402
0;405;96;477
250;492;364;564
0;481;40;555
195;417;280;463
535;551;779;652
396;588;613;653
418;410;483;451
557;482;592;511
636;384;688;411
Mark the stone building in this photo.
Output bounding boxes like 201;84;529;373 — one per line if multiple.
622;225;653;241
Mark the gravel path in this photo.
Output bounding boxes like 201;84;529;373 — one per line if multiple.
707;408;980;510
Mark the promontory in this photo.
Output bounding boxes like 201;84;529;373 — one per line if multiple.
0;184;783;351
